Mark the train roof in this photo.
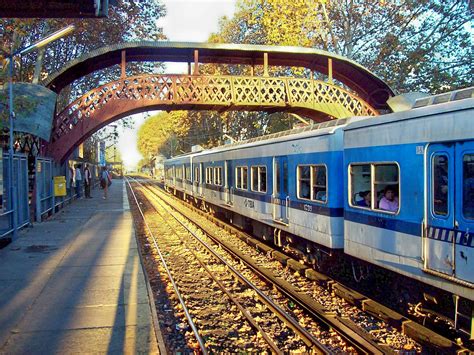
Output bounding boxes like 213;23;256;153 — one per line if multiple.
165;116;367;162
344;87;473;132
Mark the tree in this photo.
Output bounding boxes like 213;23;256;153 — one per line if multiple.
211;0;471;94
137;111;189;159
0;0;167;159
0;1;166;85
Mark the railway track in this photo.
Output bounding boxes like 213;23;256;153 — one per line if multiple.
139;176;472;353
128;178;337;353
127;176;429;353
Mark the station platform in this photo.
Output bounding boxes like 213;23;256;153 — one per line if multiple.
0;180;164;354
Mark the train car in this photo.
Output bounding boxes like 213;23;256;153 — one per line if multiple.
343;89;474;302
190;118;362;252
164;154;194;195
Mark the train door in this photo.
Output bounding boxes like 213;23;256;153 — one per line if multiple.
217;167;225;202
425;142;474;284
193;165;199;195
272;156;289;224
225;160;233;205
454;141;474;284
198;163;203;196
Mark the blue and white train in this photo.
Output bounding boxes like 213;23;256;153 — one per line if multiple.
164;88;474;310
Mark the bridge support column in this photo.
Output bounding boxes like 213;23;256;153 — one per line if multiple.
193;49;199;75
328;58;333;84
264;52;268;76
121;50;126;78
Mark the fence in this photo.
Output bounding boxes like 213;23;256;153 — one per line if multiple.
35;157;54;222
0;153;29;239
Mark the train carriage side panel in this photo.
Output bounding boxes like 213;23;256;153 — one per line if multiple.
192;127;346;249
343;97;474;300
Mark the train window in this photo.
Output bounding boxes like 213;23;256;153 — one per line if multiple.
374;164;399;213
185;166;191;181
350;163;400;212
275;162;280;192
251;166;266;193
260;167;267;193
251;167;258;191
283;161;288;195
236;166;248;190
176;166;183;179
462;154;474;220
242;167;248;189
205;167;213;184
350;164;371;209
432;155;449;216
194;167;199;183
297;165;327;202
312;165;327;202
236;167;241;189
297;165;311;200
214;167;222;186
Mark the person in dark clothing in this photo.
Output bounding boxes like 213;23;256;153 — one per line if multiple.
84;163;92;198
357;190;371;208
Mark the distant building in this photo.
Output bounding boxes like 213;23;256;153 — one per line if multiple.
151;154;166;181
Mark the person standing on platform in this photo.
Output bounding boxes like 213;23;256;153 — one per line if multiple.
100;166;111;200
84;163;92;198
69;164;75;198
75;164;83;198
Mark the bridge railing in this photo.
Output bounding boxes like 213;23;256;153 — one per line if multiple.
53;74;378;142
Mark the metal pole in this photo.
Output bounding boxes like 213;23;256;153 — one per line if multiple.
8;55;17;239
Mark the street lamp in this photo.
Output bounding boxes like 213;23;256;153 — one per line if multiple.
6;25;74;238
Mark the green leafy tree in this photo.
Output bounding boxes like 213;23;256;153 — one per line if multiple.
137;111;190;159
212;0;471;94
178;0;470;150
0;0;167;157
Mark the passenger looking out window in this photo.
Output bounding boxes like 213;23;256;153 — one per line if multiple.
379;186;399;212
357;190;371;208
350;163;399;213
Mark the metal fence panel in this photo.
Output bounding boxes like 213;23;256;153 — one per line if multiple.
0;153;29;238
35;157;54;222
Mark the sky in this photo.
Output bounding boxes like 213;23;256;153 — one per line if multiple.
117;0;236;170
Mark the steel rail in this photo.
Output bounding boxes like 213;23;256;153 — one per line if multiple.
130;176;330;354
142;178;386;354
131;179;283;354
139;176;471;353
125;178;208;354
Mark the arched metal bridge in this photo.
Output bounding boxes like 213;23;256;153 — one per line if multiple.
44;42;394;162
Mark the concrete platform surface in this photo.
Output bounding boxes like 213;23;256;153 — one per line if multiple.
0;180;163;354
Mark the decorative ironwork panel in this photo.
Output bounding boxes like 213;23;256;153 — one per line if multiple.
51;73;378;149
232;77;262;105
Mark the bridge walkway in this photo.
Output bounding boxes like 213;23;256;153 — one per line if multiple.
0;180;164;354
